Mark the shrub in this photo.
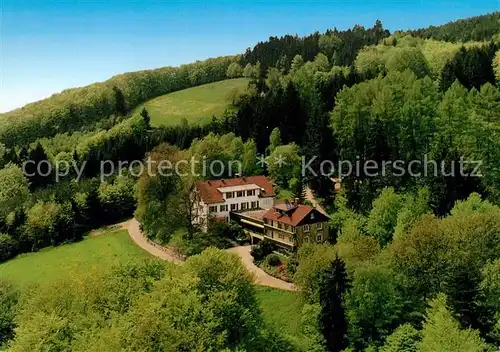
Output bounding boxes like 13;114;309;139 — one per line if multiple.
235;230;249;243
0;233;18;262
98;174;136;223
229;221;248;242
22;201;76;250
0;280;19;344
170;229;232;257
250;239;276;261
208;220;245;242
287;255;299;277
266;253;282;267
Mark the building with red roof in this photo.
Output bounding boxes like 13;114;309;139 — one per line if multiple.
230;200;330;250
194;176;329;249
193;176;275;227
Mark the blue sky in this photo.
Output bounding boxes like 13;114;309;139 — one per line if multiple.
0;0;497;112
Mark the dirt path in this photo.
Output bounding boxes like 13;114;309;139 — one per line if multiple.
122;219;184;264
226;246;296;291
122;219;295;291
305;186;326;214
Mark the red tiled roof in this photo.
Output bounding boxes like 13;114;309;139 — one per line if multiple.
263;204;328;227
195;176;275;204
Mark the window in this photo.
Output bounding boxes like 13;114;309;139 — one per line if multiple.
231;203;238;211
209;206;217;213
317;222;323;230
316;234;323;242
251;201;259;209
278;233;285;240
241;202;248;210
220;204;228;212
304;236;309;243
247;189;255;196
226;192;233;199
278;222;283;229
236;191;244;197
292;227;296;233
303;225;310;232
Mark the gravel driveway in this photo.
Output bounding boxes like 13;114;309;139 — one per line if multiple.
123;219;296;291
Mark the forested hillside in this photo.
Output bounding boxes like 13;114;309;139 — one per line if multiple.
407;11;500;42
239;20;390;71
0;56;236;147
1;11;500;351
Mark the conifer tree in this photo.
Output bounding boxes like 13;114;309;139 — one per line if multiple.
140;107;151;129
318;256;351;352
113;86;128;116
24;142;52;189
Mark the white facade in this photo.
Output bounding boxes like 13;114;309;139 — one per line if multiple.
195;183;274;227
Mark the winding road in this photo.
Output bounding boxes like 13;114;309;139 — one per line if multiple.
305;186;326;214
122;219;296;291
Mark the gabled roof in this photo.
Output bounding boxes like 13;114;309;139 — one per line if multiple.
263;203;329;227
195;176;275;204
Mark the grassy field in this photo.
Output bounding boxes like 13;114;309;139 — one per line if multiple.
0;229;152;289
134;78;249;126
0;228;307;348
256;286;310;350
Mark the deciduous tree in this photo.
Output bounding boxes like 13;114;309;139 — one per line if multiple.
419;294;489;352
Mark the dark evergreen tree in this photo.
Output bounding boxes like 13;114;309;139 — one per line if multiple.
408;12;500;42
24;142;53;189
17;146;28;164
444;264;485;332
140;107;151;129
280;82;307;145
240;21;389;71
302;106;336;199
291;174;307;203
3;148;19;166
318;256;351;352
113;86;128;116
441;43;498;91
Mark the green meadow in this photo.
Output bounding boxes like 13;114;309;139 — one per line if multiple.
0;229;151;289
134;78;249;126
0;227;306;348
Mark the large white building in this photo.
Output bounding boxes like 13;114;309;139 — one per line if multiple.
194;176;275;227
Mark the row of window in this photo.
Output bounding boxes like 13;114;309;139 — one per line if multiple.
268;222;323;233
271;232;323;244
226;189;256;199
208;201;259;214
304;234;323;243
302;223;323;232
276;222;295;233
277;232;293;243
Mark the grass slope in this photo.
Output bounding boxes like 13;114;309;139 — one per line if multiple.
256;287;310;350
0;229;152;289
134;78;248;126
0;228;307;348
